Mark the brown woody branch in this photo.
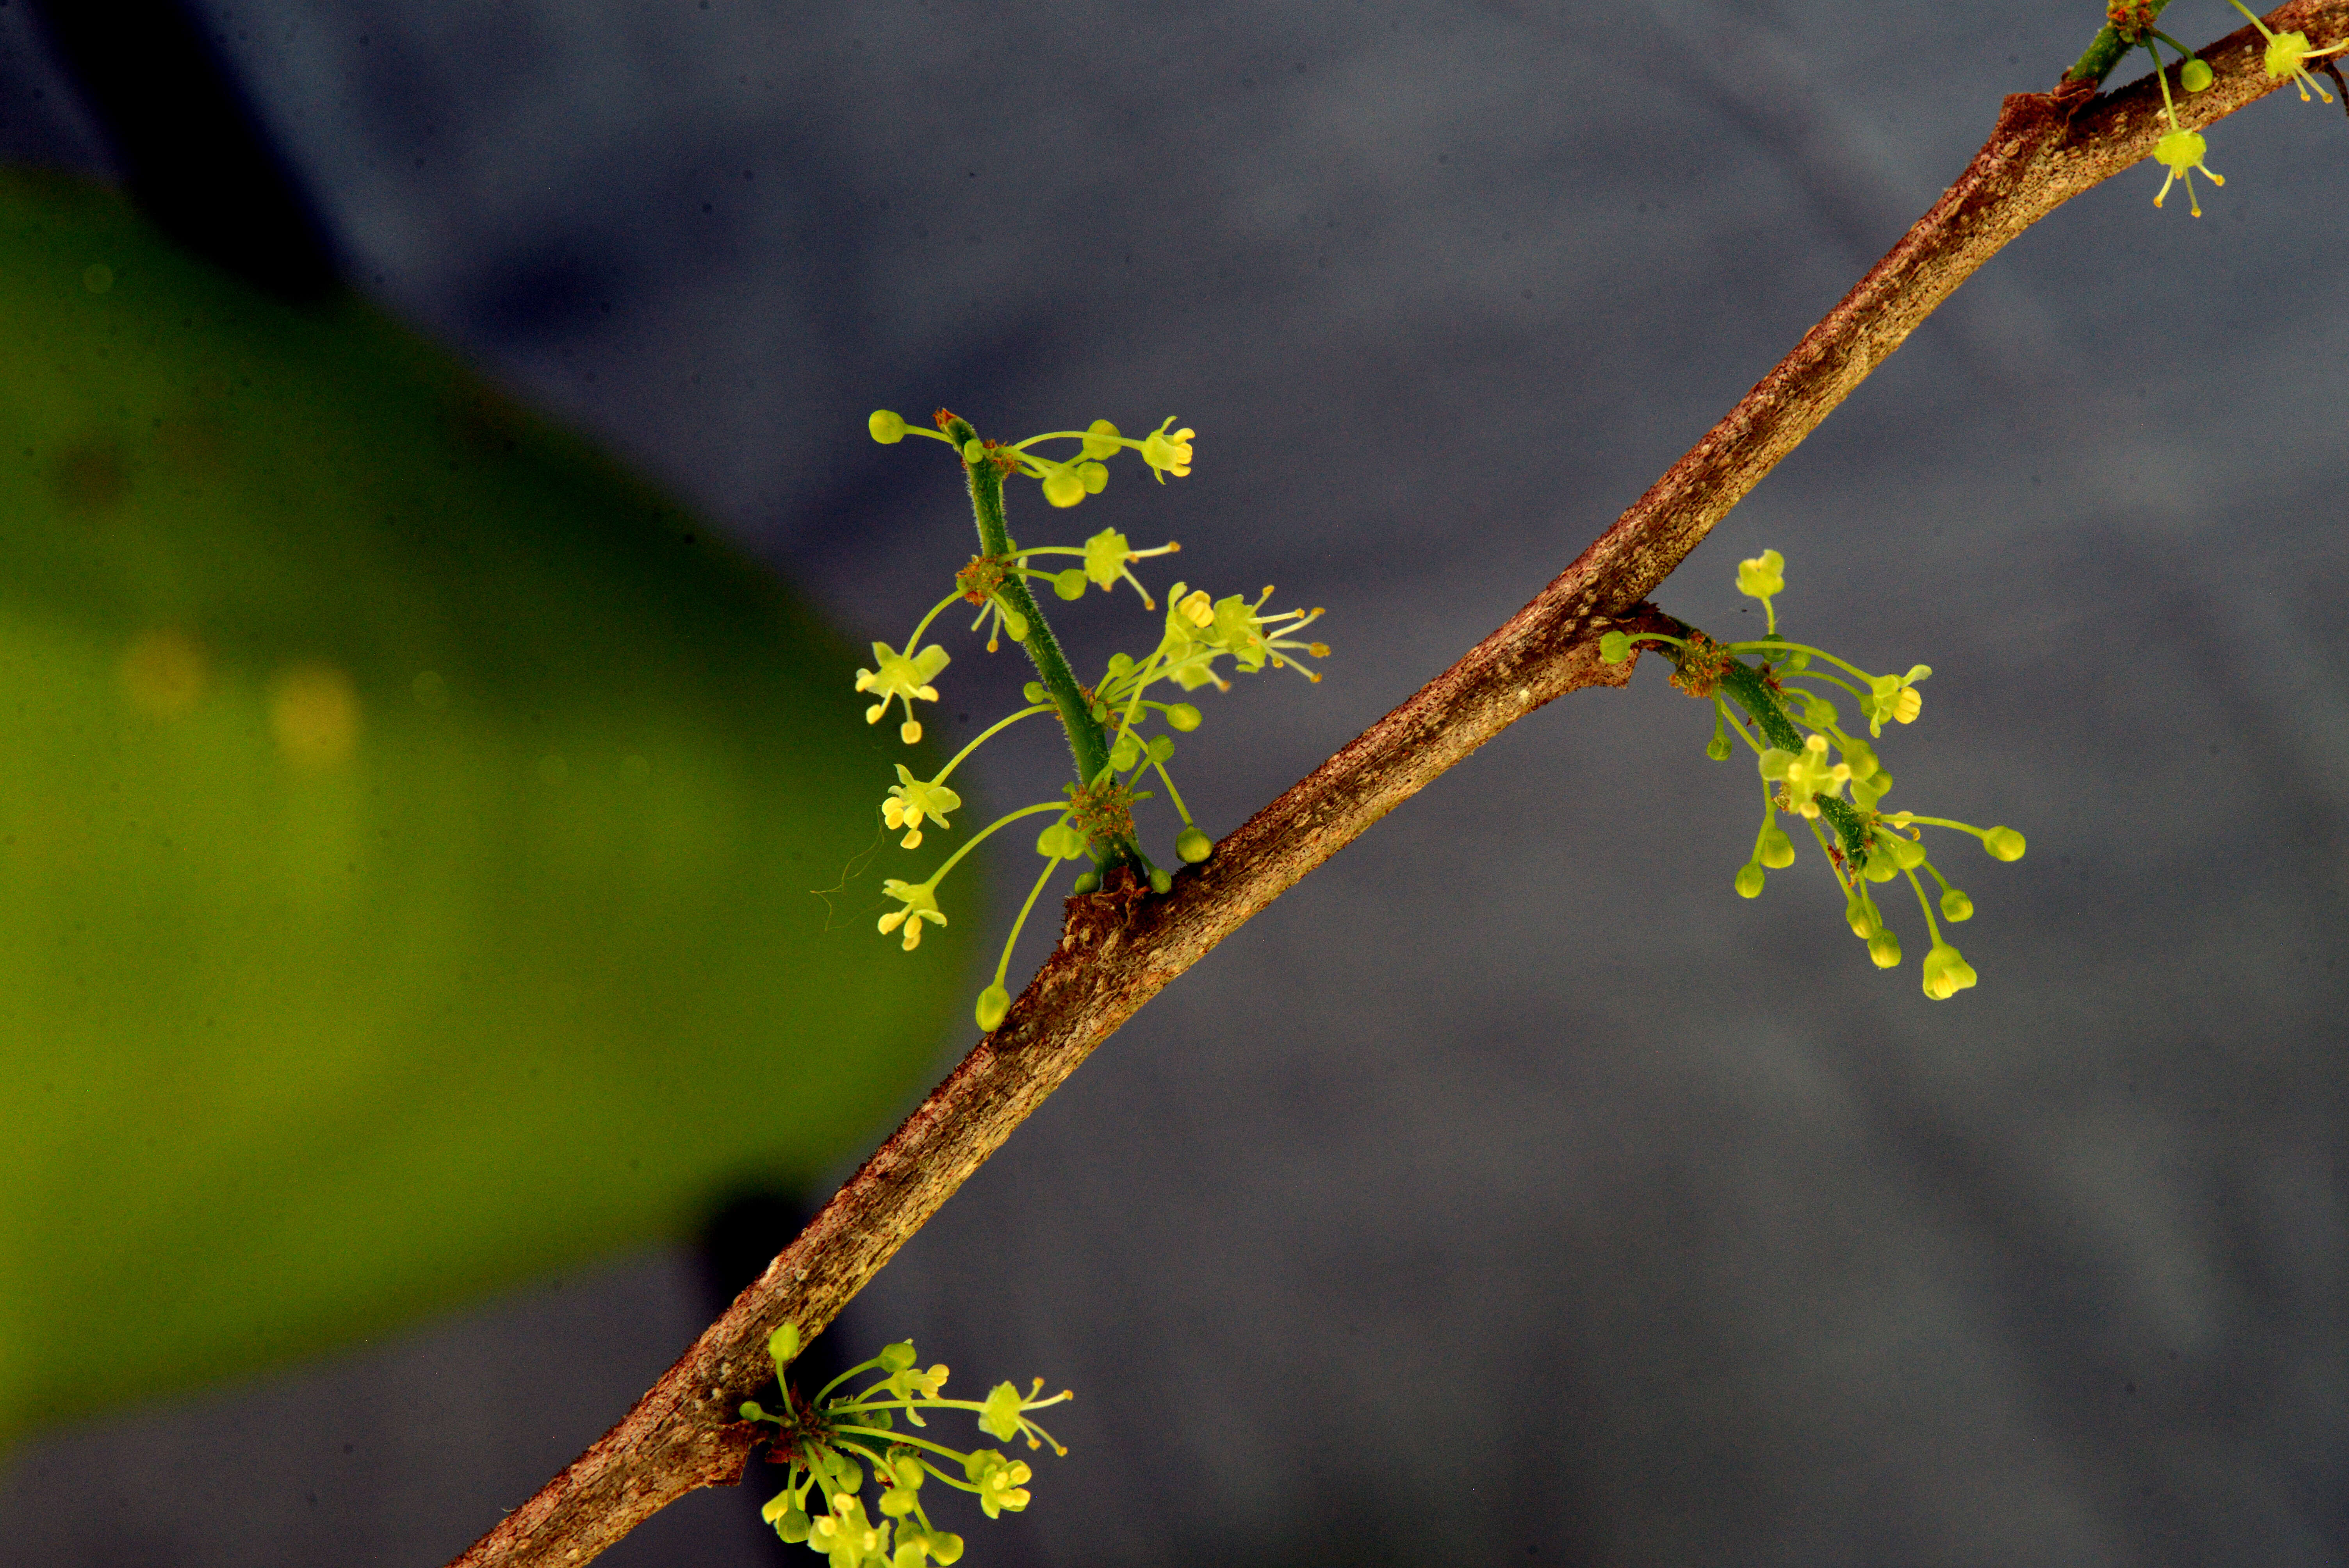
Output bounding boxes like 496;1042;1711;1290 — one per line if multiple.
446;9;2341;1564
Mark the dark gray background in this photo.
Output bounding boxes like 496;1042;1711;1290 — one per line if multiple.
3;1;2345;1564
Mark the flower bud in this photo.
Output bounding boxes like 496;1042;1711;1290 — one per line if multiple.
1845;895;1878;939
1054;568;1088;600
769;1322;802;1366
1071;870;1102;895
1734;861;1765;898
1868;929;1902;969
2181;57;2214;91
1149;867;1174;894
1984;827;2026;861
1177;826;1212;863
1042;469;1085;508
1109;733;1141;771
929;1531;967;1565
1078;459;1110;494
1705;722;1732;762
1146;734;1175;763
1939;886;1974;922
900;719;922;744
1758;825;1795;869
771;1504;811;1543
1886;835;1925;871
1599;630;1633;664
1023;681;1047;703
1166;702;1202;731
1862;850;1899;883
879;1340;917;1372
1001;606;1029;643
1081;419;1122;460
1758;747;1795;780
869;409;908;444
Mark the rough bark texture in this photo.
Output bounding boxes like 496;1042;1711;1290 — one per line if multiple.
446;11;2340;1564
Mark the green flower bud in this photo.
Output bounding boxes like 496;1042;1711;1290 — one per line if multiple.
2181;57;2214;91
1758;825;1795;869
769;1322;801;1367
1984;827;2026;861
1862;850;1900;883
1165;702;1202;731
1001;605;1029;642
1042;468;1085;508
869;409;908;444
1071;870;1101;895
1734;861;1765;898
1145;734;1175;764
1886;835;1925;871
1023;681;1047;703
1053;567;1088;600
879;1486;919;1519
879;1342;917;1375
1921;941;1978;1000
961;437;987;465
1082;418;1123;460
929;1531;967;1564
1868;929;1902;969
1845;894;1878;939
1149;867;1174;894
1078;459;1110;494
767;1502;811;1543
1176;826;1212;863
1758;747;1795;780
1705;713;1732;762
1109;733;1141;772
738;1399;768;1422
1940;887;1974;922
1851;770;1892;810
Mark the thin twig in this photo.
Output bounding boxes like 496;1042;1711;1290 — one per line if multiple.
445;9;2337;1563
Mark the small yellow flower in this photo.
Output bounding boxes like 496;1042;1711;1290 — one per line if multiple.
2152;127;2222;217
2261;24;2349;102
854;640;950;744
882;766;962;849
877;879;946;951
1139;417;1195;482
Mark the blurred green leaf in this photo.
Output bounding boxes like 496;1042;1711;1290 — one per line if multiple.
0;170;976;1444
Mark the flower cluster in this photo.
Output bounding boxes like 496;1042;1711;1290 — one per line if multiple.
862;409;1330;1032
1600;549;2026;1001
743;1323;1071;1568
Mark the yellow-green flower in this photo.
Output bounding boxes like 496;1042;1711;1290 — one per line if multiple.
2152;128;2222;218
1139;417;1195;482
882;765;962;849
855;641;951;744
877;879;946;951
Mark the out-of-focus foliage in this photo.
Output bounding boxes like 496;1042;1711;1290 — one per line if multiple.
0;170;973;1446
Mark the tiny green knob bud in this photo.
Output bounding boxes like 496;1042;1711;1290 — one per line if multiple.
976;984;1010;1032
739;1400;768;1422
1758;825;1795;869
1734;861;1765;899
961;437;987;465
1165;702;1202;731
1002;606;1029;642
1109;733;1141;771
1868;929;1902;969
1149;867;1174;894
869;409;907;444
1078;459;1110;494
1023;681;1048;703
1940;887;1974;922
1984;827;2026;861
772;1504;811;1543
1042;468;1085;508
2181;57;2214;91
1177;825;1212;863
1072;870;1102;894
880;1486;919;1518
1599;630;1633;665
1053;568;1088;600
1887;835;1925;871
1845;895;1878;939
1862;852;1899;884
879;1340;918;1373
1705;723;1732;763
929;1531;967;1565
769;1322;802;1367
1081;418;1122;460
1146;734;1175;763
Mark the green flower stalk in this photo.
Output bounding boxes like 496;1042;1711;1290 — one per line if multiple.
1600;551;2026;1001
861;406;1331;1030
744;1324;1070;1568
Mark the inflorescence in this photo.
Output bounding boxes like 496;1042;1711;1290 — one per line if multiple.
1601;550;2026;1000
742;1323;1071;1568
863;407;1329;1031
2082;0;2349;219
